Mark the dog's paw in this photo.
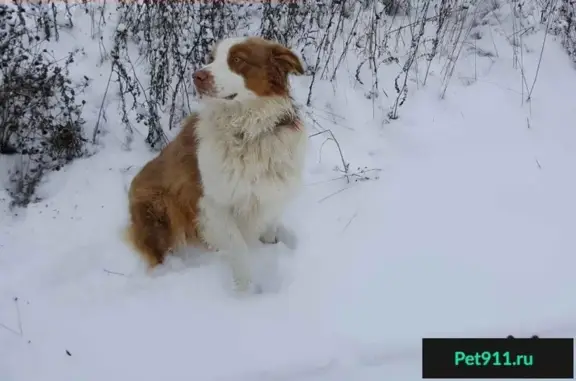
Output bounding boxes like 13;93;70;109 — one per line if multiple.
277;225;298;250
233;277;263;295
259;236;279;245
259;230;279;245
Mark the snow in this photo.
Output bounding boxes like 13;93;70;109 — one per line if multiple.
1;3;576;381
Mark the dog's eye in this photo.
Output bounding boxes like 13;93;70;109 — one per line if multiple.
232;57;241;63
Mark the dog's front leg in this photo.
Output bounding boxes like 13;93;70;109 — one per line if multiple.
198;198;255;293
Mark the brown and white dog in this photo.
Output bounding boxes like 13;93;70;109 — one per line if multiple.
126;36;307;292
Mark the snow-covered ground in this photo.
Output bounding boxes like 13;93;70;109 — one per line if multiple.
1;3;576;380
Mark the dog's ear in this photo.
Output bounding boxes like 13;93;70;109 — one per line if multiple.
272;45;304;76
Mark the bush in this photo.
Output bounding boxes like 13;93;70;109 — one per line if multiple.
106;0;407;148
552;0;576;62
0;4;90;207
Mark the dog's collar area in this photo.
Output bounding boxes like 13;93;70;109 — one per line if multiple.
231;111;299;142
275;111;300;130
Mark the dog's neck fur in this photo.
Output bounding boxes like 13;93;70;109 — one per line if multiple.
199;96;298;141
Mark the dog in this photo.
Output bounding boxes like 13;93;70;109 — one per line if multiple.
126;36;307;292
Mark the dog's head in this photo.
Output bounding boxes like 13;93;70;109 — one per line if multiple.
193;37;304;102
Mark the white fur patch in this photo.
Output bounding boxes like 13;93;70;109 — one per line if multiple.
194;96;307;292
200;37;258;102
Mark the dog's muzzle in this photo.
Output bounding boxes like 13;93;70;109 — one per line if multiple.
193;69;216;97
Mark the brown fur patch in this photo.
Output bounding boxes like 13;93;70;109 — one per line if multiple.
227;37;304;97
126;113;205;268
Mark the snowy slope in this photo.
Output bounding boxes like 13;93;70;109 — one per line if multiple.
2;3;576;381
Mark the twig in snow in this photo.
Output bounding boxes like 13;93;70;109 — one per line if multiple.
336;166;382;182
15;297;23;336
527;8;555;101
535;158;542;169
342;211;358;233
389;0;431;119
0;297;23;337
318;185;355;203
308;128;349;183
0;322;21;336
104;269;127;276
93;66;114;143
307;168;382;187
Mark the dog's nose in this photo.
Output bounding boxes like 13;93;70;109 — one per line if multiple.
193;69;213;96
193;70;209;83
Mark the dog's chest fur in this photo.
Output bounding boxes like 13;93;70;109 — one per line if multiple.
195;99;307;217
